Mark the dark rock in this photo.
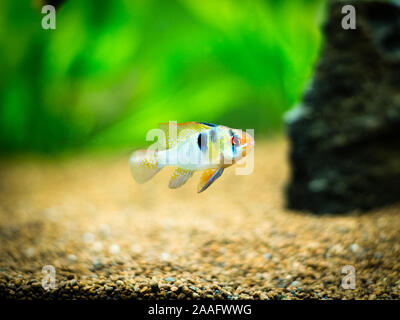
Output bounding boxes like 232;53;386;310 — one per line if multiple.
285;0;400;213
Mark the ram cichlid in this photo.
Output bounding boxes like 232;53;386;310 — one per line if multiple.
129;122;255;193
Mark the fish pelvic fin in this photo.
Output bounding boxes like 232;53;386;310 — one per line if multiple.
197;168;224;193
129;149;163;184
168;168;194;189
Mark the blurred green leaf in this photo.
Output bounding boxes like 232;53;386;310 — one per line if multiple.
0;0;325;153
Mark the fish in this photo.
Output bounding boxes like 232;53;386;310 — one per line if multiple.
129;122;255;193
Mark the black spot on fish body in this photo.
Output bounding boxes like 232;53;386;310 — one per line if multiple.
197;132;208;152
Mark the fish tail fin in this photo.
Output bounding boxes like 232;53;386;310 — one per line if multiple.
129;149;163;184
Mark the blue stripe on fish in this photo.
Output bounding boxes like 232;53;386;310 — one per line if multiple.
198;168;224;193
198;122;217;127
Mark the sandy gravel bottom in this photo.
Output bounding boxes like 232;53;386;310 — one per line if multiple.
1;137;400;300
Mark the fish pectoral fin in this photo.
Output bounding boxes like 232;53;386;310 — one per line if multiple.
197;168;224;193
168;168;194;189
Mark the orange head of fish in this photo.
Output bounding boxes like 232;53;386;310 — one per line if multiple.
239;131;255;158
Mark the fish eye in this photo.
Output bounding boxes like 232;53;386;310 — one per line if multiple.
231;136;241;145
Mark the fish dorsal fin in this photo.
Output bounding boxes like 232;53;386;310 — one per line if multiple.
197;168;224;193
169;168;194;189
158;122;215;149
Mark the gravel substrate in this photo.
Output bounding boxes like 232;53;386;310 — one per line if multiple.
1;137;400;300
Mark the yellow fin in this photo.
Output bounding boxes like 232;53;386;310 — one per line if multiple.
158;122;214;149
129;149;163;184
168;168;194;189
197;168;224;193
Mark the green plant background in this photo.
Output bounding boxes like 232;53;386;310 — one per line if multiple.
0;0;325;153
